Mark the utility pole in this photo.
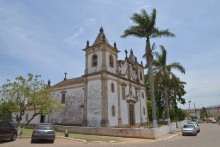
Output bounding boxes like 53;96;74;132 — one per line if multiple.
194;102;197;118
188;100;191;120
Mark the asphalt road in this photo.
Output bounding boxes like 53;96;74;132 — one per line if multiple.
0;123;219;147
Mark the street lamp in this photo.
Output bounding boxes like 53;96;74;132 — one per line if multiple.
188;100;191;120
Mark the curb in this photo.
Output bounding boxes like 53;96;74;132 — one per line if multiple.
17;136;117;143
157;132;181;142
17;136;87;143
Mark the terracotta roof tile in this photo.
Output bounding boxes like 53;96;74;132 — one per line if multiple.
54;77;84;87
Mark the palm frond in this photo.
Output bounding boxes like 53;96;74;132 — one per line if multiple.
167;62;185;74
121;26;145;38
159;45;167;66
151;29;175;38
148;9;157;34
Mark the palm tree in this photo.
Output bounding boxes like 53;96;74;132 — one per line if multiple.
153;45;185;124
121;9;175;128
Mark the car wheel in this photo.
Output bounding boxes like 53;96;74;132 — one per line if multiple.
51;140;54;143
31;139;36;143
182;133;184;136
11;133;17;141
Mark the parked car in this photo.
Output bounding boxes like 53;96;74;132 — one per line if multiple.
212;119;217;123
182;124;197;136
0;120;17;141
207;119;212;123
188;121;200;133
31;123;55;143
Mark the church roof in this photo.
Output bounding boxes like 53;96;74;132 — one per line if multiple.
54;77;84;87
93;27;109;45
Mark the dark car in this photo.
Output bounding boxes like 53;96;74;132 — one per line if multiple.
31;123;55;143
0;120;17;141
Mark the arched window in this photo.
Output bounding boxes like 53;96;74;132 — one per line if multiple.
92;54;98;67
111;83;115;93
140;71;143;80
122;86;125;100
141;92;144;99
109;55;114;68
112;105;115;117
135;89;138;97
61;93;66;104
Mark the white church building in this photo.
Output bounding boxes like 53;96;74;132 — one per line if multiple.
14;27;148;127
49;27;148;127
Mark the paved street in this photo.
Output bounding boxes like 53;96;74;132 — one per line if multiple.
0;123;219;147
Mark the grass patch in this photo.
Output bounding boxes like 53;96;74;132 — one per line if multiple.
20;129;120;142
20;128;33;136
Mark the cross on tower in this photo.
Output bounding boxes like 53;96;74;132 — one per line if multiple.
64;72;67;81
125;49;128;59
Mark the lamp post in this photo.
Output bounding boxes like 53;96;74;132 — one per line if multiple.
194;102;197;118
188;100;191;120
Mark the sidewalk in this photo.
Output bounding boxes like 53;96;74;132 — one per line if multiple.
156;129;181;142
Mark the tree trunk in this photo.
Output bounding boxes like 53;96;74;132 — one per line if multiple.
146;38;158;128
164;80;171;125
16;120;21;135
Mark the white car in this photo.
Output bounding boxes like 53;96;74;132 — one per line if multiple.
212;119;217;123
182;124;197;136
188;121;200;133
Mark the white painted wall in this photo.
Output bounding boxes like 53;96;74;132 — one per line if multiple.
88;51;102;74
135;101;141;124
118;61;128;79
106;51;116;74
140;89;147;122
120;81;129;125
87;80;102;127
107;79;118;126
49;87;84;125
12;110;41;124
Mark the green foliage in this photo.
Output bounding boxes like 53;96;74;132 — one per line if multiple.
0;73;62;128
0;102;16;120
200;107;208;119
147;100;159;121
145;74;186;120
175;108;186;121
163;108;186;121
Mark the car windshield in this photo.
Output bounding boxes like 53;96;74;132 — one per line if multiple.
36;125;53;130
183;125;194;128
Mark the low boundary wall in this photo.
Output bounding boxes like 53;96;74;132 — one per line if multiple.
54;123;176;139
24;121;188;139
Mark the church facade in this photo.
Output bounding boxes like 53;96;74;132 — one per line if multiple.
49;27;148;127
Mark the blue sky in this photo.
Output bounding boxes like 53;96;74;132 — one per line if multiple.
0;0;220;109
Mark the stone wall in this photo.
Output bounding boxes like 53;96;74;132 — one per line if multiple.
54;123;177;139
176;120;187;128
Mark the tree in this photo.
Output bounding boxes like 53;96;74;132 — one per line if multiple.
0;102;16;120
0;73;62;133
145;70;186;121
121;9;175;128
200;107;208;120
169;77;186;114
153;46;185;124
